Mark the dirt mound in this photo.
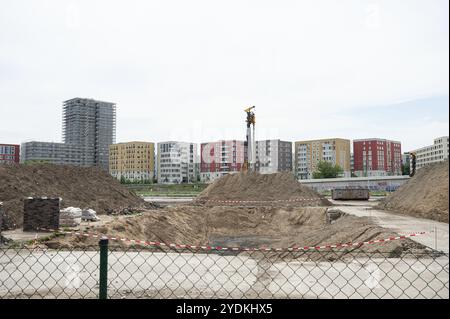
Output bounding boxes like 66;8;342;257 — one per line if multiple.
378;161;449;223
51;205;428;257
0;163;147;230
197;172;330;205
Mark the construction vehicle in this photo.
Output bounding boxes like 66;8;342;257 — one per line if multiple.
409;152;417;177
243;106;256;172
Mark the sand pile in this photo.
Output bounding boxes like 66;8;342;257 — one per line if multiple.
197;172;330;205
378;161;449;223
0;163;148;230
50;205;427;257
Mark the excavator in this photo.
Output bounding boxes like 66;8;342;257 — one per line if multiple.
242;106;256;172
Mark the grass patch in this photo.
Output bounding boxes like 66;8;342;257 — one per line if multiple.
126;183;208;197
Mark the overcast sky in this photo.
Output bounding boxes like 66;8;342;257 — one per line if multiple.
0;0;448;151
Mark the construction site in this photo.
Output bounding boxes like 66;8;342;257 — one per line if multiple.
0;107;448;299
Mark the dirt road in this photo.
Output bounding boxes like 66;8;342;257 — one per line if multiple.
331;200;449;253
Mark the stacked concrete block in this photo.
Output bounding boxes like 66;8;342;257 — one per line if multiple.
23;197;61;231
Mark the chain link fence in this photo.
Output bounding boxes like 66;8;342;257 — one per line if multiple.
0;241;448;299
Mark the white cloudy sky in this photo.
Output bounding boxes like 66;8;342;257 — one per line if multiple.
0;0;448;151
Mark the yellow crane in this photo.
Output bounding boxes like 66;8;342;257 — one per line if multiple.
243;106;256;172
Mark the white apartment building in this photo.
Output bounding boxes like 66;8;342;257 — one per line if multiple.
157;141;198;184
255;140;292;174
410;136;449;169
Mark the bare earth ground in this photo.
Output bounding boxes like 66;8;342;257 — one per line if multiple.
40;204;430;259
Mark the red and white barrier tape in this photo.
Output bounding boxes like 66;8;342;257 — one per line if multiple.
38;228;426;252
195;198;324;204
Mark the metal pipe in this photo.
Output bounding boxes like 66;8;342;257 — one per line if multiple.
99;238;109;299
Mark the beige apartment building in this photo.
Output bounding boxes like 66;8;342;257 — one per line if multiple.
294;138;351;179
109;142;155;182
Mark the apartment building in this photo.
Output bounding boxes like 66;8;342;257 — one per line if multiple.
157;141;198;184
63;98;116;170
410;136;449;169
402;152;410;167
294;138;351;179
20;98;116;169
255;140;292;174
353;139;402;176
350;153;355;176
200;140;245;182
21;142;84;165
109;142;155;182
0;144;20;164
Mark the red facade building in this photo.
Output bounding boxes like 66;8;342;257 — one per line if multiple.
353;139;402;176
200;140;245;182
0;144;20;164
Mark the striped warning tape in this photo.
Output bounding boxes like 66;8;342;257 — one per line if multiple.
195;197;324;204
38;228;426;252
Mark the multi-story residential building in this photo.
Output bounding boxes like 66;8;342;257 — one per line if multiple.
63;98;116;170
109;142;155;182
255;140;292;174
350;153;355;176
294;138;351;180
21;141;84;165
20;98;116;169
402;152;411;170
353;139;402;177
0;144;20;164
200;140;245;182
157;141;198;184
410;136;449;169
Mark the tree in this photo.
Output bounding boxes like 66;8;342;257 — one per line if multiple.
401;163;410;176
312;161;344;179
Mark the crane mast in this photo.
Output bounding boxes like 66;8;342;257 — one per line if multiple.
243;106;256;172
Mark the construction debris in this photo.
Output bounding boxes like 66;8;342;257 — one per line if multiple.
378;161;449;223
82;209;100;222
326;208;346;224
59;207;82;227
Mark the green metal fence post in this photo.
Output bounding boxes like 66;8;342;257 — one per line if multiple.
99;238;109;299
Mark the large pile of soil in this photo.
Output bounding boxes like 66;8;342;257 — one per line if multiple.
0;163;146;230
378;161;449;223
50;205;427;257
197;172;330;205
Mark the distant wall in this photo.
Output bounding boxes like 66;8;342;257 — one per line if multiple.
299;176;410;192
